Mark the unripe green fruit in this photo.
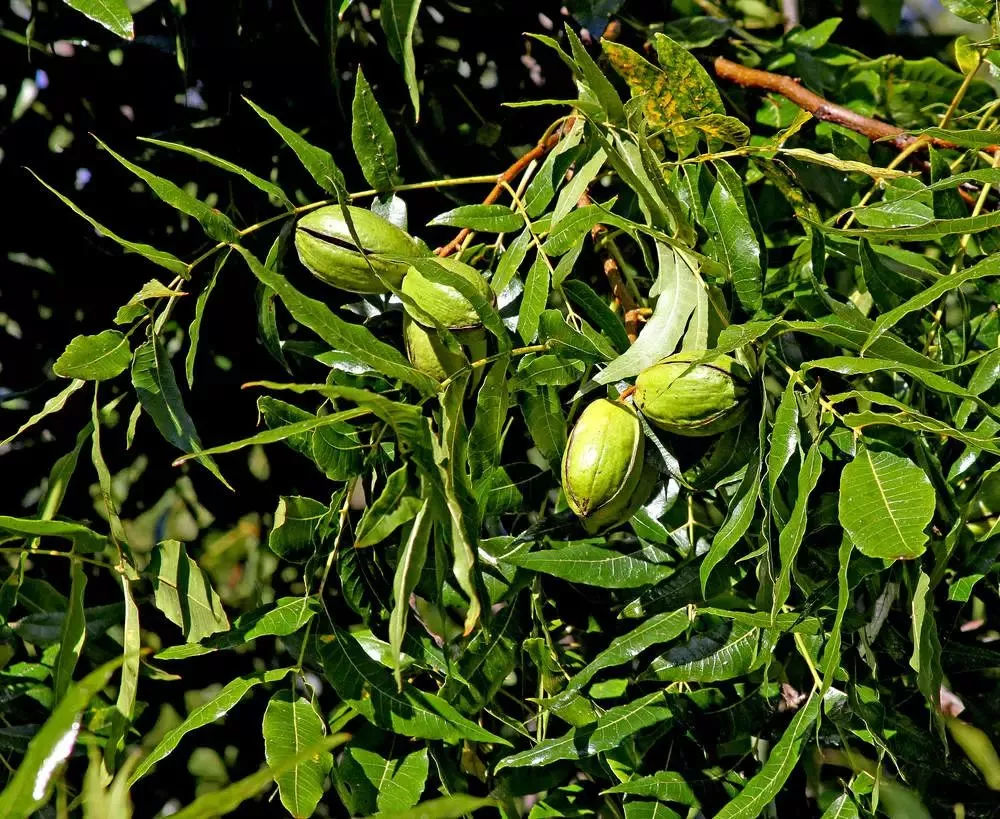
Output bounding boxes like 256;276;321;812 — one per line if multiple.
634;352;750;437
295;205;425;293
403;315;487;383
401;257;493;330
561;399;653;533
947;716;1000;790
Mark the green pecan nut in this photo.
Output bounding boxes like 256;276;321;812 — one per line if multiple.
403;314;487;383
294;205;425;293
401;257;493;330
634;352;750;437
561;399;649;533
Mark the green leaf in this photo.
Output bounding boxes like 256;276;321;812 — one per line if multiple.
540;309;614;363
909;569;943;714
0;658;123;819
234;247;437;396
149;539;230;643
565;25;624;122
603;772;699;806
94;138;239;243
175;405;370;463
557;609;690;699
506;544;674;588
772;442;823;618
115;278;186;325
268;495;330;563
768;379;799;495
0;516;108;554
593;244;700;385
428;204;523;233
0;379;86;448
170;734;348;819
317;626;509;744
104;576;140;771
825;209;1000;242
53;331;131;382
341;745;428;815
941;0;992;23
563;281;630;355
838;445;935;560
352;67;400;191
129;667;294;784
138;137;293;209
262;692;333;818
519;385;567;466
157;596;320;660
381;0;422;120
820;793;860;819
804;356;999;420
863;252;1000;351
602;36;722;148
389;497;431;688
131;337;229;487
61;0;133;39
244;97;346;195
713;694;821;819
518;252;550;343
52;560;86;704
647;621;762;682
365;795;497;819
705;160;762;312
700;418;763;592
492;228;532;295
186;250;228;388
27;171;187;276
496;691;673;770
438;597;522;713
553;147;607;226
468;360;510;483
356;466;423;548
522;124;582;218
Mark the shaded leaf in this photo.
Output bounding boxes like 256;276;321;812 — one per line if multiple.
317;627;508;744
382;0;422;120
497;691;673;770
129;667;294;784
131;338;229;487
713;695;821;819
0;656;123;819
352;67;400;191
149;539;230;643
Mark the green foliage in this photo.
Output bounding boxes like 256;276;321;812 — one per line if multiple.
8;1;1000;816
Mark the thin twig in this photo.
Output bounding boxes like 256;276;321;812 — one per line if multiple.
436;121;575;257
713;57;997;155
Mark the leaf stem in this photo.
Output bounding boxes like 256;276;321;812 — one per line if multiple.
433;344;551;396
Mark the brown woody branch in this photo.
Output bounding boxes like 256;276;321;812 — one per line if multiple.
579;191;641;343
713;57;998;155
